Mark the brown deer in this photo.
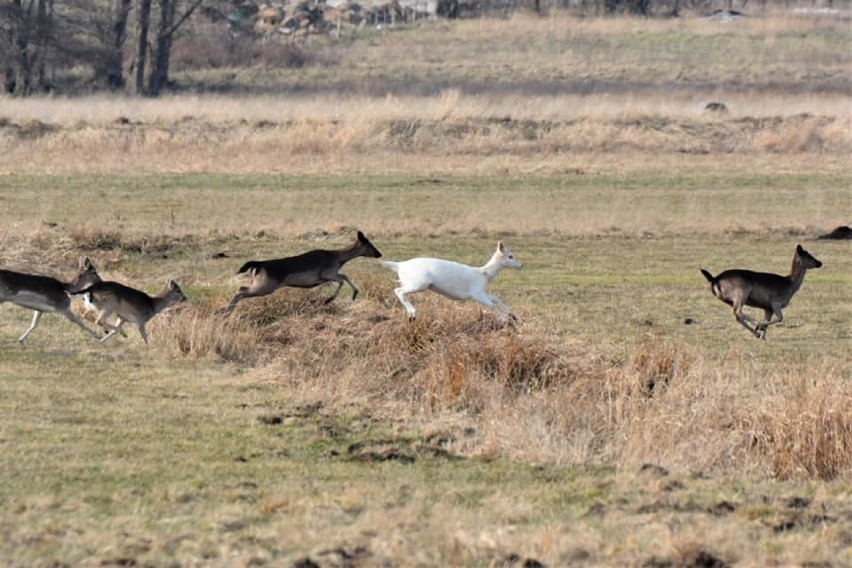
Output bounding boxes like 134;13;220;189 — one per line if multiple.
700;244;822;339
0;257;102;342
76;280;187;344
222;231;382;316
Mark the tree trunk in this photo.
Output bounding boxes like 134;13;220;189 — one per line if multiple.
135;0;152;95
94;0;131;89
11;0;33;95
147;0;175;96
147;0;203;97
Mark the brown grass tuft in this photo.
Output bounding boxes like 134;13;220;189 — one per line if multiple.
156;295;269;364
747;374;852;481
630;339;698;397
69;225;180;254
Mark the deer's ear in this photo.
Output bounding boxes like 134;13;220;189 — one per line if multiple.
796;244;804;253
357;231;366;241
498;241;505;253
81;256;94;270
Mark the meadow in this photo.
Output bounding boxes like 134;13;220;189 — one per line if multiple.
1;10;851;568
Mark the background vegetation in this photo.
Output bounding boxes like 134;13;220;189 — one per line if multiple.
1;7;851;568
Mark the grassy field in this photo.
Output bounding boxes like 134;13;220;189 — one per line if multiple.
1;10;851;568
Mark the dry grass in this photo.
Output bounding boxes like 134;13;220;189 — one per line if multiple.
0;99;849;177
133;278;852;482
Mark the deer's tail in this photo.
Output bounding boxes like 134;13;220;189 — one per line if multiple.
381;261;400;273
700;269;723;298
237;261;263;275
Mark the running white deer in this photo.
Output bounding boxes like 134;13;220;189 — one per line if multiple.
700;244;822;340
0;257;102;342
222;231;382;316
383;241;523;323
75;279;187;344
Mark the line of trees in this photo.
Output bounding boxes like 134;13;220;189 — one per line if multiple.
1;0;203;96
1;0;829;96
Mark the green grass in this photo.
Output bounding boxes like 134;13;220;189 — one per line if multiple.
2;346;849;566
1;170;849;240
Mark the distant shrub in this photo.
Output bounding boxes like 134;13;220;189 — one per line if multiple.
170;34;314;71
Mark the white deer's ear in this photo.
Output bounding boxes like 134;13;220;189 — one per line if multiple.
498;241;505;253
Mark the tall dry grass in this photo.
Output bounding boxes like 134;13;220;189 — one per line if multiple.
151;288;852;481
0;107;849;175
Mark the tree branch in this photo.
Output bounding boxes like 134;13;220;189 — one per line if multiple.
160;0;203;39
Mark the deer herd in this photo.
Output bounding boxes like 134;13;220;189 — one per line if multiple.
0;230;824;344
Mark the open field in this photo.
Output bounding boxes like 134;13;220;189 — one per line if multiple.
1;10;852;568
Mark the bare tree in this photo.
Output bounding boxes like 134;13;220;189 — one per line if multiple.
1;0;52;95
93;0;133;89
146;0;204;96
134;0;152;94
132;0;204;96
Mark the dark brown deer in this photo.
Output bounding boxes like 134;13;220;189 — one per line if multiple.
0;257;102;342
700;244;822;340
222;231;382;316
76;279;187;344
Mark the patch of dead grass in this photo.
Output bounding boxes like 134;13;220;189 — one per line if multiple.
149;286;852;480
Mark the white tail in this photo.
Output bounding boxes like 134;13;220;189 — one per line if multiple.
700;244;823;340
76;279;187;344
383;241;523;323
0;257;101;342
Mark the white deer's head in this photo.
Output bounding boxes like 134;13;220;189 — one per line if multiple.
497;242;523;270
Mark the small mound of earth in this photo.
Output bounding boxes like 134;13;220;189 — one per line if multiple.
701;101;729;114
818;226;852;240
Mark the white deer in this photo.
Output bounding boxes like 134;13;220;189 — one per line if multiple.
383;242;523;323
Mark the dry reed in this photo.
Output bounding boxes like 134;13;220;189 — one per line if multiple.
150;287;852;480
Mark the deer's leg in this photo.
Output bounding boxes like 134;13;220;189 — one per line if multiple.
319;272;358;304
60;308;101;340
394;287;418;320
490;294;519;323
137;323;148;345
221;291;245;316
222;280;278;316
323;281;345;304
321;276;351;304
95;310;119;333
733;306;761;338
18;311;43;343
756;309;783;340
472;292;512;323
340;274;359;301
101;319;131;343
100;328;119;342
97;313;125;342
